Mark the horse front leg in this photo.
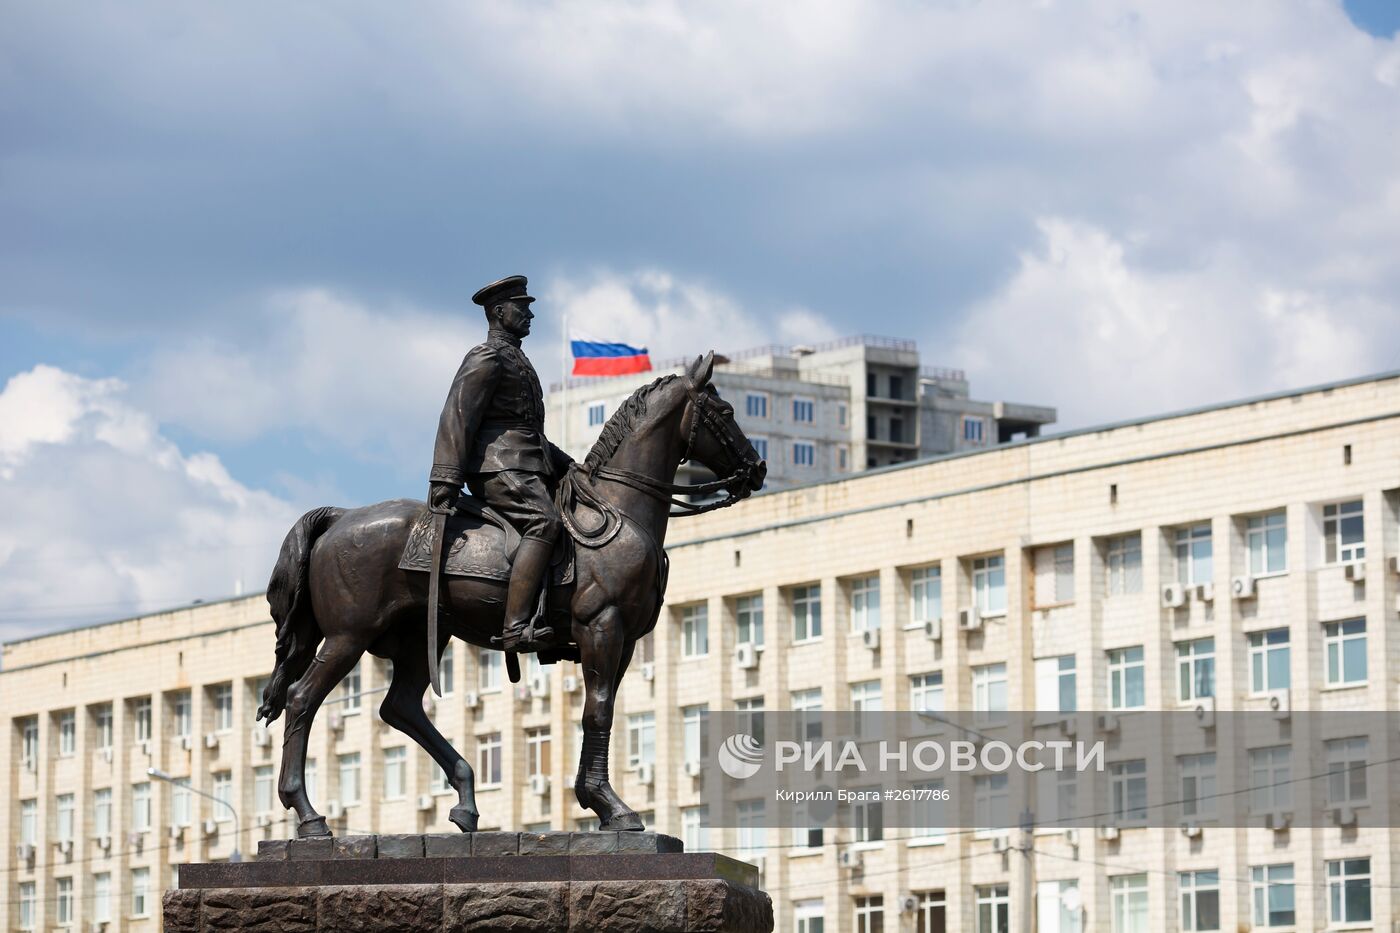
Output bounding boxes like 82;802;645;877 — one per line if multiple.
575;606;643;831
278;635;363;838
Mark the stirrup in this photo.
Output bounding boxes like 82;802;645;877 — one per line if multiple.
492;621;555;653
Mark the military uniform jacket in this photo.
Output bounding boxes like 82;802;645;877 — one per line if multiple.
431;328;557;484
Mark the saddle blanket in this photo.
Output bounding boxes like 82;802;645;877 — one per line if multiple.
397;500;574;585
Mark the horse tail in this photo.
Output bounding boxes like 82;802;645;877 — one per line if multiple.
256;505;345;725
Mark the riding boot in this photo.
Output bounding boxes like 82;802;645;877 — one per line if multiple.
492;537;556;652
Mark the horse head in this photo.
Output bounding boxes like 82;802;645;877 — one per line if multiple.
678;351;767;499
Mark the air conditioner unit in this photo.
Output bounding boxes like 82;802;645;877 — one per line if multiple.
325;800;344;820
204;733;220;750
417;794;435;812
1192;696;1216;729
1160;583;1186;608
991;834;1011;853
252;729;272;748
1096;713;1120;734
1194;582;1214;603
562;675;580;693
1345;562;1365;582
683;759;702;778
95;835;111;852
202;819;218;837
958;607;982;631
328;711;344;732
637;763;655;786
125;832;144;850
178;735;193;751
464;691;481;710
529;774;550;796
1058;716;1078;737
1179;822;1202;839
1266;689;1290;720
837;847;863;869
1330;805;1358;828
256;814;273;829
640;663;655;682
55;838;74;856
168;825;185;842
924;618;942;641
1263;810;1292;832
861;628;881;651
735;643;759;669
899;894;919;914
1230;575;1256;600
1063;828;1080;848
14;843;35;862
529;673;550;698
1096;825;1120;841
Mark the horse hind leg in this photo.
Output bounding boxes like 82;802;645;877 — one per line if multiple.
381;635;480;833
278;635;364;838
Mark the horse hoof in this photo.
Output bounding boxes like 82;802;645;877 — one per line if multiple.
297;816;331;839
600;812;644;832
449;807;479;833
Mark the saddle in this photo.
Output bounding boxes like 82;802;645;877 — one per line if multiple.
397;493;574;587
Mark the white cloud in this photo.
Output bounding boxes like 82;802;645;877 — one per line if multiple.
954;218;1393;428
0;366;297;639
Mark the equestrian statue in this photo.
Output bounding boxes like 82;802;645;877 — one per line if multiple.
255;275;767;838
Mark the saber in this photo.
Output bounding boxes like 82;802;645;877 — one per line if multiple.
426;509;448;697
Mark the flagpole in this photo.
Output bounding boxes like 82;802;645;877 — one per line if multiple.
560;308;570;456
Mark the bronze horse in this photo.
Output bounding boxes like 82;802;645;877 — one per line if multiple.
256;353;765;837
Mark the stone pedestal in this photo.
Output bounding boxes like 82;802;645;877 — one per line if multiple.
164;832;772;932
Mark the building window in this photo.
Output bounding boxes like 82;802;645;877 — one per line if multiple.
838;403;848;426
852;795;883;843
791;584;822;642
1105;534;1142;595
587;402;606;427
681;805;709;852
1176;638;1215;702
131;782;152;832
1322;499;1364;564
975;884;1009;933
793;398;815;423
524;727;551;779
211;683;234;732
335;755;359;807
1037;880;1082;933
1248;746;1292;812
910;566;941;626
963;417;985;444
910;780;947;842
93;873;112;924
735;594;764;647
1034;656;1076;713
682;705;708;765
889;417;904;443
972;663;1008;723
736;799;767;858
838;446;848;470
341;662;362;711
626;713;656;768
479;648;503;691
1034;543;1074;606
171;781;192;827
93;788;112;838
133;698;152;743
793;441;816;466
56;711;76;757
94;704;113;751
1109;760;1147;824
1246;511;1287;575
19;799;37;846
850;680;882;712
1324;618;1367;685
1110;874;1148;933
1036;769;1078;832
20;717;38;768
750;436;768;461
744;393;768;418
438;649;454;696
1178;870;1219;932
56;793;75;842
1326;858;1371;926
972;555;1006;614
19;881;36;930
792;689;822;743
735;697;766;747
173;691;192;738
1174;523;1212;585
854;895;885;933
794;898;825;933
131;867;151;917
973;774;1009;835
1247;629;1290;693
849;575;880;632
1250;864;1295;928
1325;736;1369;805
681;604;709;658
383;746;407;798
476;734;502;787
1108;646;1145;710
249;765;273;814
212;771;234;819
1178;753;1217;820
910;672;944;714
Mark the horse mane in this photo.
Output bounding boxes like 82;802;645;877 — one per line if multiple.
584;374;681;468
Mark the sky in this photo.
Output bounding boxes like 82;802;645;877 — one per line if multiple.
2;0;1399;638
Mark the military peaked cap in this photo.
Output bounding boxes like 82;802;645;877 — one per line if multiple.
472;275;534;308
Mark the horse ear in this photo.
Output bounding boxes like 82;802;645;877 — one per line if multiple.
692;351;715;388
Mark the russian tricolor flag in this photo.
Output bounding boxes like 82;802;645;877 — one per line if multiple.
571;339;653;377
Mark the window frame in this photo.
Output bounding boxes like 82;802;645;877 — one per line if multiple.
908;565;941;628
972;663;1008;723
1173;523;1213;586
792;440;816;467
735;594;765;648
1249;863;1296;929
972;555;1006;615
587;401;607;427
1245;510;1288;577
1175;637;1215;703
1247;628;1290;694
1109;759;1147;825
1177;869;1220;933
1107;646;1146;710
1322;499;1365;565
849;575;881;633
744;392;768;419
1105;534;1143;596
1326;857;1372;926
1323;618;1367;686
791;584;822;643
792;396;815;424
974;884;1010;933
681;603;710;659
